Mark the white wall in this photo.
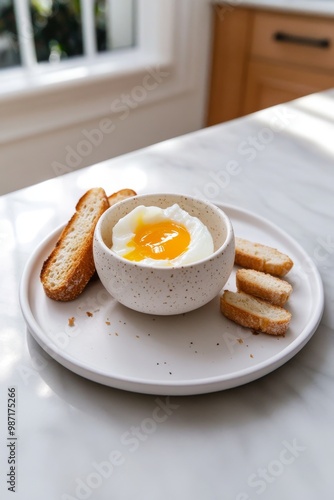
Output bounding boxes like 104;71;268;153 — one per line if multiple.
0;0;213;195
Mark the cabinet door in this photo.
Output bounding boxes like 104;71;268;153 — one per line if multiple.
206;7;252;125
242;60;334;115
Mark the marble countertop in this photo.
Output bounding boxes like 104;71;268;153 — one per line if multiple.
1;89;334;499
215;0;334;15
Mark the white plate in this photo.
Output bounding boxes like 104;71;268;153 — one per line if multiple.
19;204;324;396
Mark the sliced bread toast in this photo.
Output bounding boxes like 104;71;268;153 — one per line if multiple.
108;188;137;206
40;187;109;301
235;237;293;277
236;268;293;306
220;290;291;336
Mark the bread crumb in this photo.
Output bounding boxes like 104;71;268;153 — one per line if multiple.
68;317;75;327
86;311;93;317
105;321;110;325
237;338;243;344
250;354;254;358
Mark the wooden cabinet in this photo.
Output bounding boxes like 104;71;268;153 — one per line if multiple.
207;5;334;125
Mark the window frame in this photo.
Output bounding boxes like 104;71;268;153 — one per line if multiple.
8;0;136;67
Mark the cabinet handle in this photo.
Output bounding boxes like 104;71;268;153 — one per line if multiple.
274;31;330;49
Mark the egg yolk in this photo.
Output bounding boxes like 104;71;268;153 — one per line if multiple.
124;220;191;262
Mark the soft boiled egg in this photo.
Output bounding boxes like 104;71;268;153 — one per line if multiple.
111;204;214;267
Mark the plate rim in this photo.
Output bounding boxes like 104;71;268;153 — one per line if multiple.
19;202;325;395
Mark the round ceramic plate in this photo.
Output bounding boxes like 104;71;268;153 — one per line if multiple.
19;204;324;396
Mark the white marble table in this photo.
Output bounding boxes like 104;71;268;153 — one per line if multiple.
1;90;333;499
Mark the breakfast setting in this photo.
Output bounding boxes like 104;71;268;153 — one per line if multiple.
19;184;321;396
1;1;332;499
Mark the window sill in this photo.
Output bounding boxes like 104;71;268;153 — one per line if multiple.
0;48;167;102
0;52;184;145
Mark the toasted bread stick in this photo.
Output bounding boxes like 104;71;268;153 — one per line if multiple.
236;268;293;306
108;188;137;206
40;187;109;301
235;237;293;277
220;290;291;336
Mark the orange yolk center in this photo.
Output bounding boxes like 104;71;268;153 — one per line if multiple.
124;220;191;262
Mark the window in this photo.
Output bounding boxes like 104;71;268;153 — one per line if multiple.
0;0;210;194
0;0;185;146
0;0;136;70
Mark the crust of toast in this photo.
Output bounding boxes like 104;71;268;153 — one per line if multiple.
220;290;291;336
236;268;293;306
40;187;109;301
108;189;137;206
235;237;293;277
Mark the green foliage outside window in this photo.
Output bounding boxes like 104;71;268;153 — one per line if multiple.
31;0;84;62
0;0;110;68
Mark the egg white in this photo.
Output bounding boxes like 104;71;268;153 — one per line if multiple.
111;204;214;267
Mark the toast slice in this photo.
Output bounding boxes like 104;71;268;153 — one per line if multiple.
235;237;293;277
108;188;137;206
220;290;292;336
40;187;109;301
236;268;292;307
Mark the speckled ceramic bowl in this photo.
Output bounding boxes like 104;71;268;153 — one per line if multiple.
93;193;235;315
